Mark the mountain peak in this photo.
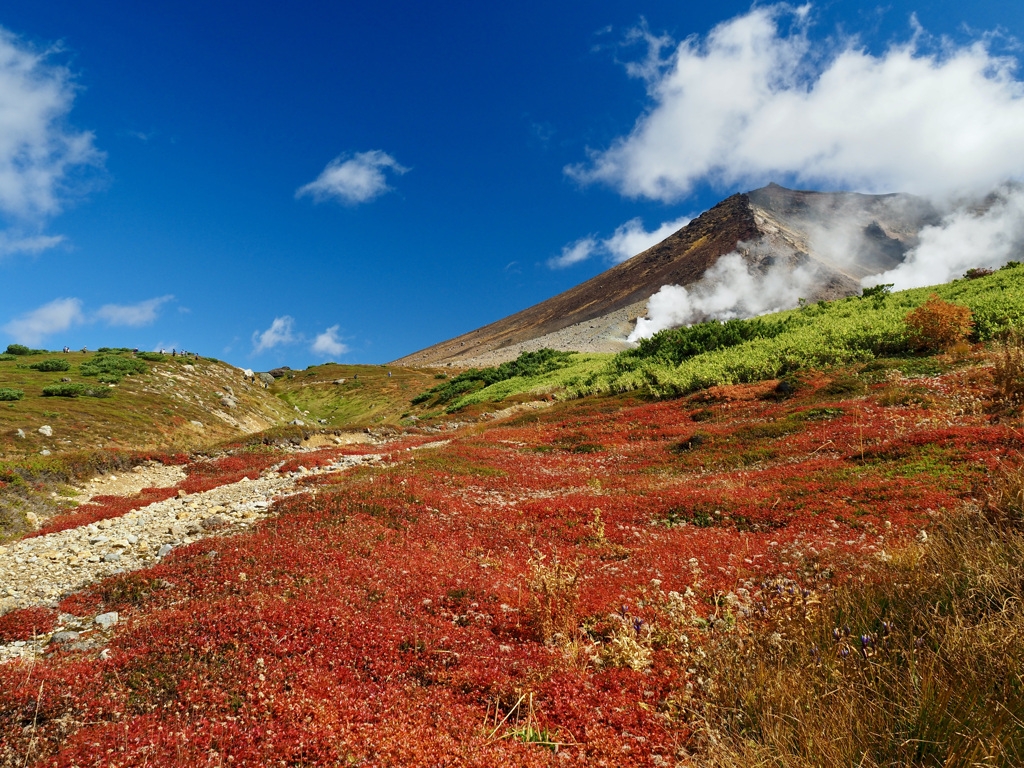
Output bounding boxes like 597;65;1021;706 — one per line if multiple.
392;185;937;367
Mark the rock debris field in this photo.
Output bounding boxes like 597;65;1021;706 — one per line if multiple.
0;449;392;664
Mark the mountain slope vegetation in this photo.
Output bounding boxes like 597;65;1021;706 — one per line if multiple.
437;263;1024;411
1;267;1023;766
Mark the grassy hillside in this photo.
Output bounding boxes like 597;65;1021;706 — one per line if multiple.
267;363;442;427
437;264;1024;410
0;349;290;459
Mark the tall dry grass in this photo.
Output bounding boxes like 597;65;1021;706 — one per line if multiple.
693;469;1024;767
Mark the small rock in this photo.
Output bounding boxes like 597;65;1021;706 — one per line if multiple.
916;530;929;544
177;490;187;498
190;420;204;428
38;425;53;437
16;429;25;438
50;631;80;645
95;612;119;630
103;552;121;563
289;419;305;426
40;449;51;456
157;544;173;558
201;515;228;530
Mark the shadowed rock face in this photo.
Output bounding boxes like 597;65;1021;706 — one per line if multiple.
392;183;939;367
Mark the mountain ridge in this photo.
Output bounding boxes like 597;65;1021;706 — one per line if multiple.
392;183;937;367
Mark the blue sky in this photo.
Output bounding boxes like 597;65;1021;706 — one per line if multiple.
1;1;1023;367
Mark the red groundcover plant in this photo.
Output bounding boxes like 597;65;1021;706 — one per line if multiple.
0;368;1011;766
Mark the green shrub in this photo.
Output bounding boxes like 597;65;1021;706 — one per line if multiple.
413;349;576;409
42;383;85;397
0;388;24;401
136;352;166;362
0;354;16;361
861;283;893;300
5;344;30;356
619;317;787;369
29;358;71;373
79;354;148;382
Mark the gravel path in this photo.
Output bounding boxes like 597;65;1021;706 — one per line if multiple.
0;450;390;663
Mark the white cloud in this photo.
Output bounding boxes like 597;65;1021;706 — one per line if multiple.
568;5;1024;200
602;215;691;263
550;215;690;269
0;232;65;257
311;325;349;358
96;295;174;327
3;297;84;345
0;27;102;221
296;150;409;205
548;236;598;269
251;316;297;354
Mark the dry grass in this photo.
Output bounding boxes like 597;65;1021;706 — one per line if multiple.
692;469;1024;767
992;329;1024;406
525;556;579;645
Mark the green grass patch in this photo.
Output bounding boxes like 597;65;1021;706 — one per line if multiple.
413;349;577;410
79;354;148;383
410;452;506;477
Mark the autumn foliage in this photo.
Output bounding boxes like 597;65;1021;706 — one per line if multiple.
1;361;1022;766
905;293;974;351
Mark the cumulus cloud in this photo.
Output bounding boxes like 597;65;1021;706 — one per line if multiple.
296;150;409;205
95;295;174;327
602;215;691;263
252;316;297;354
568;5;1024;200
0;27;102;223
550;215;690;269
311;325;349;358
548;236;598;269
3;297;84;345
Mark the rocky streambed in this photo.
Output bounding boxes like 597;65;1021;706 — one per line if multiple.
0;450;387;663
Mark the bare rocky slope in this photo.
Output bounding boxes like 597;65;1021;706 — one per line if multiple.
393;183;938;367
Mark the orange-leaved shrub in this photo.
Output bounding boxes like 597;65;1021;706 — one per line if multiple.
905;293;973;351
